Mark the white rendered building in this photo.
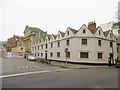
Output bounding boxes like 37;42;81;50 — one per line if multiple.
32;22;117;64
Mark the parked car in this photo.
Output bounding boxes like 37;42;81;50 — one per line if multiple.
27;55;36;61
115;60;120;68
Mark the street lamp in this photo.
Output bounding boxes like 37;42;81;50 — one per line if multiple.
111;27;115;66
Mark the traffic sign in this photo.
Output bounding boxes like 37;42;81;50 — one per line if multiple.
64;48;68;53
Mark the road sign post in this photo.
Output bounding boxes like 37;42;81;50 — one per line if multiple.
64;48;68;68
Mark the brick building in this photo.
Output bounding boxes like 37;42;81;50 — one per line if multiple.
7;35;23;52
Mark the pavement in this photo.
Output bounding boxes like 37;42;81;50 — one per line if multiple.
50;59;115;69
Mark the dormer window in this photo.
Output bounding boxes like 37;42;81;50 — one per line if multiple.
67;31;69;35
58;34;60;38
110;33;112;38
83;30;86;33
46;39;47;42
45;44;48;49
39;41;41;44
118;30;120;34
99;31;101;35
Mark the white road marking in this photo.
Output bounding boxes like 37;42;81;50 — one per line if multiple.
17;65;31;69
21;66;25;68
0;69;69;78
17;65;39;69
32;65;39;68
1;70;51;78
17;67;21;69
26;66;29;68
28;65;32;68
55;69;69;72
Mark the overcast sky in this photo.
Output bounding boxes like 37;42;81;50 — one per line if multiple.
1;0;119;41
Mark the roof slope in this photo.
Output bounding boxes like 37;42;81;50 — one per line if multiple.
103;30;110;37
59;31;65;37
68;27;78;34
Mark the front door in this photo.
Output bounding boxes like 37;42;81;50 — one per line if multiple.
110;53;113;59
45;53;47;60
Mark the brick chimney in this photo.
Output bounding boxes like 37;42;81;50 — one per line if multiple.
88;21;96;30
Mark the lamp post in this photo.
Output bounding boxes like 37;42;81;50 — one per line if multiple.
111;28;115;66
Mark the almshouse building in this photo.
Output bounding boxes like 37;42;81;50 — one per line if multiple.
32;22;117;64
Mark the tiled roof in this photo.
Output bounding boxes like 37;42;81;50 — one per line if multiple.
47;34;52;41
79;24;97;34
52;34;57;39
103;30;110;37
88;27;97;34
41;35;46;41
24;25;44;33
59;31;65;37
68;27;78;34
15;35;23;39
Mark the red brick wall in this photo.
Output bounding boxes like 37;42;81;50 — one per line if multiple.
88;21;96;30
7;35;17;51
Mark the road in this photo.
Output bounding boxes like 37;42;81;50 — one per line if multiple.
2;57;62;75
1;57;119;88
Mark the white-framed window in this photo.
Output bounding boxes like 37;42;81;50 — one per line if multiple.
41;45;43;49
98;40;101;46
83;30;86;33
51;43;53;48
57;42;60;47
97;53;102;59
38;53;39;57
57;52;60;58
45;44;48;49
50;52;53;57
80;52;89;58
21;47;23;50
38;46;39;50
110;42;113;47
41;53;43;57
81;39;87;45
66;40;70;46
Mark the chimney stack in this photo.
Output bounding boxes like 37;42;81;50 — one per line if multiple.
88;21;96;30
